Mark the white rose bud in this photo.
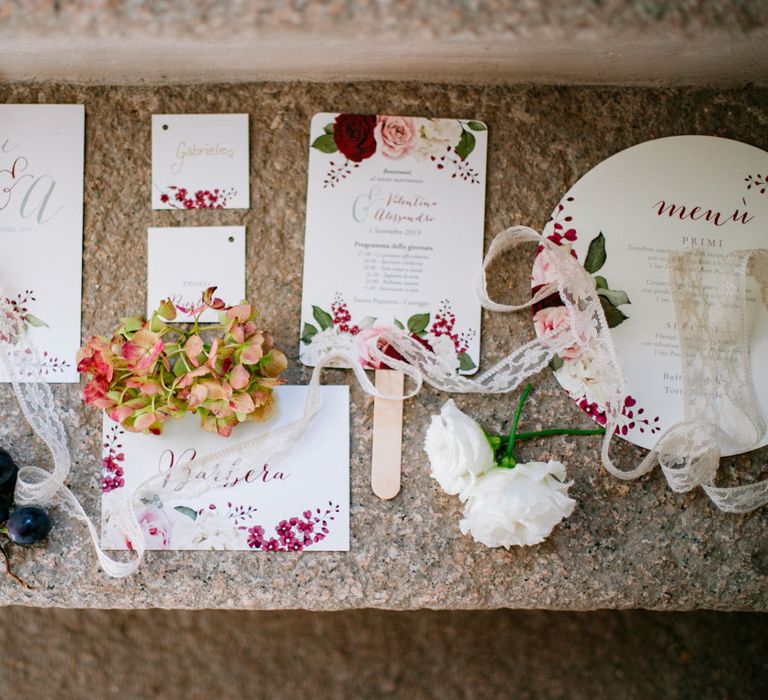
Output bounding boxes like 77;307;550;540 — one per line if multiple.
424;399;495;496
460;461;576;547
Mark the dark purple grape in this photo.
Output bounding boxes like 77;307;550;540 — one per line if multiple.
6;506;52;546
0;448;18;497
0;499;9;524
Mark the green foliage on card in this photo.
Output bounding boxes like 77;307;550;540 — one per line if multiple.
407;313;430;335
174;506;197;521
549;353;564;372
455;130;476;160
584;232;607;273
312;305;333;330
24;313;47;328
466;121;487;132
599;295;629;328
598;287;631;307
594;275;608;289
301;323;318;344
394;319;405;330
323;123;335;135
457;352;475;372
312;134;337;154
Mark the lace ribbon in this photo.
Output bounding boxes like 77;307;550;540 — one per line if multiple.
1;227;766;578
0;303;378;576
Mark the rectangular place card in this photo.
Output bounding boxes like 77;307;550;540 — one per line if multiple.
101;385;350;551
151;114;250;210
299;113;488;373
147;226;246;323
0;104;85;383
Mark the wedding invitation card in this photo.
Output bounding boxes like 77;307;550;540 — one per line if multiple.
299;113;488;373
147;226;246;322
0;104;85;383
101;385;350;551
533;135;768;454
151;114;249;210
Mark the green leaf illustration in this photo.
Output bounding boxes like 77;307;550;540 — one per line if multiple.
301;323;318;344
407;313;430;335
455;130;476;160
323;123;335;135
457;352;476;372
600;296;629;328
394;319;405;330
312;305;333;330
174;506;197;521
466;121;487;131
311;134;337;154
549;353;564;372
584;232;607;273
24;313;48;328
598;288;631;307
594;275;608;290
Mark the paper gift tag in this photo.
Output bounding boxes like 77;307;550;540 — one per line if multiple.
299;113;488;374
0;104;84;383
151;114;249;210
147;226;245;322
533;135;768;455
101;385;350;552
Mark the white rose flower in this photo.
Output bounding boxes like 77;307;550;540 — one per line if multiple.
425;333;460;374
459;461;576;547
302;327;355;366
424;399;495;496
413;118;463;161
170;509;240;550
554;353;613;407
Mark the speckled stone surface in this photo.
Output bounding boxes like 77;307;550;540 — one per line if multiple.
3;0;767;39
1;82;767;610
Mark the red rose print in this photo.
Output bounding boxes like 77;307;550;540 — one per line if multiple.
333;114;377;163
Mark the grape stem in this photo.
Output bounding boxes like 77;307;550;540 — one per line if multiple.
0;540;34;590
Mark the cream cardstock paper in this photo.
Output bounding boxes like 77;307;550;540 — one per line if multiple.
147;226;246;323
0;104;84;383
300;113;488;374
151;114;250;210
101;385;350;552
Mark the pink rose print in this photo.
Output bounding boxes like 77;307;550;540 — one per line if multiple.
354;325;400;369
374;116;418;160
532;307;581;360
130;506;173;550
531;248;561;288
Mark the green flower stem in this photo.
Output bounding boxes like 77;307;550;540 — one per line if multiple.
512;428;606;441
506;383;533;460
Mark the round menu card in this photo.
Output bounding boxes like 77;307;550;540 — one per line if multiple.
533;136;768;455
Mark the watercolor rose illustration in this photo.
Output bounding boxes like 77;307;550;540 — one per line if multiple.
301;295;476;372
374;116;418;159
132;506;173;550
532;197;660;438
332;113;378;162
312;114;486;187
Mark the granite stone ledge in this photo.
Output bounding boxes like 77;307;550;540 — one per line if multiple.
0;82;766;611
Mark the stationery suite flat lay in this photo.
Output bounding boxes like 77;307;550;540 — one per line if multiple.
1;105;766;585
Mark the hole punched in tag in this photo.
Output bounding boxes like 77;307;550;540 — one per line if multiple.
371;369;404;500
